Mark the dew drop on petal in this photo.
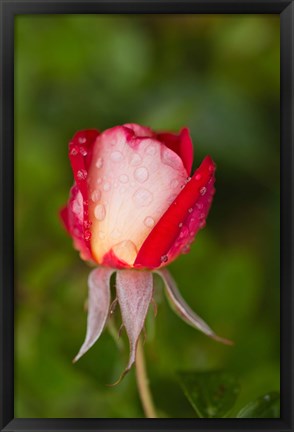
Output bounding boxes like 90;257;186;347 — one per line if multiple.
119;174;129;184
200;187;207;196
70;146;79;156
110;151;123;162
112;240;138;264
96;157;103;168
78;137;86;144
134;167;149;183
79;146;87;156
195;173;202;181
186;176;191;183
146;144;156;155
133;188;153;207
209;164;215;172
91;190;101;203
179;226;189;239
196;202;203;210
160;255;168;263
188;207;193;213
72;198;82;215
179;222;183;228
94;204;106;221
84;230;91;241
144;216;155;228
130;154;142;166
77;169;87;180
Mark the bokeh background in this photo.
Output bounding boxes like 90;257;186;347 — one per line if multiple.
15;15;280;418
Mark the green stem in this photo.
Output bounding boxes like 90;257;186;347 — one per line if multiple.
136;338;157;418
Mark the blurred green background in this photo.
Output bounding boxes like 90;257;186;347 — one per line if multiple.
15;15;280;418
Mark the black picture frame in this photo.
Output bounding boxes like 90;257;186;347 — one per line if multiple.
0;0;293;431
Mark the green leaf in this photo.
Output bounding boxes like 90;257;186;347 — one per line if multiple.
177;370;240;418
237;392;280;418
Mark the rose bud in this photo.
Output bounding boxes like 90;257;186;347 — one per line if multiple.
61;123;232;382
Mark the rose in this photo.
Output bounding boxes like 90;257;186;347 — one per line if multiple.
61;123;231;381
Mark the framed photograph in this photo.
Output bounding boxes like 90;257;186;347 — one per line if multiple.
0;0;293;431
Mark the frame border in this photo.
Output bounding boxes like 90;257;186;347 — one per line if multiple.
1;1;293;431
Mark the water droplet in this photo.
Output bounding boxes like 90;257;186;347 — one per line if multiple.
112;240;138;264
200;212;205;219
72;197;82;215
84;220;91;229
77;169;87;180
200;187;207;196
196;202;203;210
179;222;183;228
111;228;121;239
170;179;180;189
94;204;106;221
160;255;168;263
134;166;149;183
209;164;214;172
110;151;123;162
98;231;105;239
130;154;142;166
78;137;86;144
195;173;202;181
79;146;87;156
146;144;156;155
188;207;193;213
96;157;103;168
91;190;100;202
182;245;191;254
84;230;91;241
186;176;191;183
144;216;155;227
179;226;189;239
119;174;129;183
133;188;153;207
70;146;79;156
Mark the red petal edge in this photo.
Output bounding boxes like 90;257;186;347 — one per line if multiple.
134;156;216;269
157;128;194;175
64;129;99;260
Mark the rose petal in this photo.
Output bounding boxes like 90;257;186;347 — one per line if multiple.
157;127;194;175
88;126;188;266
157;268;233;345
124;123;154;138
115;270;153;380
68;129;99;257
73;267;114;362
134;155;215;269
61;184;93;261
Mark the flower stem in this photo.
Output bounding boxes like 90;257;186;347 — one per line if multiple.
136;338;157;418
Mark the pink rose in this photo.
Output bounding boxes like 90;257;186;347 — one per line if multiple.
61;123;215;269
61;124;231;381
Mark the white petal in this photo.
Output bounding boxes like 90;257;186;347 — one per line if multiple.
156;268;232;345
88;127;188;265
73;267;114;362
116;270;153;379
